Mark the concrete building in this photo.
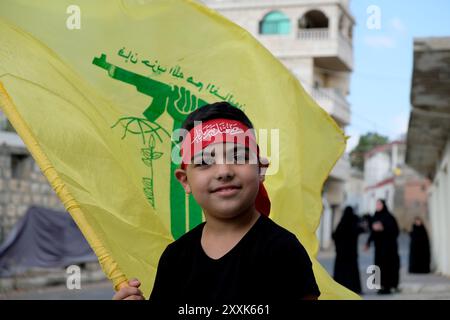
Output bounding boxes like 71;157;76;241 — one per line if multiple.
363;141;405;215
395;165;431;231
203;0;354;248
363;141;430;231
344;166;364;214
406;37;450;277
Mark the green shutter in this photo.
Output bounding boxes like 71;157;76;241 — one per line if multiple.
261;11;291;35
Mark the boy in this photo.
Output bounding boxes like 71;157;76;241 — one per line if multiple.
113;102;320;302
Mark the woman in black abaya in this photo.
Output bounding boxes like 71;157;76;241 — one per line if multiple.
409;217;430;274
333;206;364;294
365;199;400;294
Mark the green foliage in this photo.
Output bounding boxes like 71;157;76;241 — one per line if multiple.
350;132;389;170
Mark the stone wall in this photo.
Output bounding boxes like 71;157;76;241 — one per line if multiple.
0;145;64;242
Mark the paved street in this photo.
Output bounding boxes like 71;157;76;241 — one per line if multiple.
0;279;115;300
1;232;450;300
317;232;450;299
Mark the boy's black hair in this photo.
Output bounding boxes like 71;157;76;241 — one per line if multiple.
181;102;254;134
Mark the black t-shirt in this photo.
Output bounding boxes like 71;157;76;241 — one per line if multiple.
149;215;320;303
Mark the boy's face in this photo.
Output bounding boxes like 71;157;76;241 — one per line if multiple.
175;142;263;219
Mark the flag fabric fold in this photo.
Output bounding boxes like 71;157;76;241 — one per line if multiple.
0;0;359;299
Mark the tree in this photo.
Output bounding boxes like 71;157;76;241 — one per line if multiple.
350;132;389;170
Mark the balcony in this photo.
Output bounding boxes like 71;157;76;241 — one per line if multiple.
311;87;351;126
330;154;351;181
258;28;353;71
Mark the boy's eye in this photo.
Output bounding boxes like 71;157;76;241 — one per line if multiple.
194;156;214;167
193;162;209;168
233;150;250;164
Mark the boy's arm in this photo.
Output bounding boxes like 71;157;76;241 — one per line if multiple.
272;234;321;300
149;245;174;301
293;240;321;300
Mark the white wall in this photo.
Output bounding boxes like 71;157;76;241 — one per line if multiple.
317;195;333;249
364;152;391;186
363;143;406;214
362;183;395;214
344;170;364;214
429;140;450;276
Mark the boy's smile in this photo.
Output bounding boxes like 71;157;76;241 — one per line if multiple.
210;184;242;197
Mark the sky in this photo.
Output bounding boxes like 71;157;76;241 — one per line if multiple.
346;0;450;152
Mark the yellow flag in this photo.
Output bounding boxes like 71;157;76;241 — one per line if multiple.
0;0;359;299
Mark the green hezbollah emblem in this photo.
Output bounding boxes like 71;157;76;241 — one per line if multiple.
92;53;208;240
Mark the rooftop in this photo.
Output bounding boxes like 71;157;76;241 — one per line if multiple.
406;37;450;179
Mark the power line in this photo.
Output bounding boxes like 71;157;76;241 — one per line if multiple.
350;111;394;134
313;65;411;81
293;70;404;137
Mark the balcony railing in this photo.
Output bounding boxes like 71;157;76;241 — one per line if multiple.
298;28;329;40
330;154;351;181
310;87;351;126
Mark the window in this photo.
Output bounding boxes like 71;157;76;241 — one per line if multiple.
11;154;31;179
260;11;291;35
299;10;329;29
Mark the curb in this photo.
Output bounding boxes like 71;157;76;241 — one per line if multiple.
0;269;106;292
400;283;450;294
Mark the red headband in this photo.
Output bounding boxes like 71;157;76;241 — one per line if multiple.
180;118;271;216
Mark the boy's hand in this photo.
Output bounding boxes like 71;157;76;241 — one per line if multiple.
112;278;145;300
